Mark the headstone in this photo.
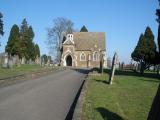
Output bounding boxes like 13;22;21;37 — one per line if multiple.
8;59;13;68
21;57;26;64
121;62;124;70
15;55;21;67
109;52;118;85
147;84;160;120
35;56;40;65
41;58;45;67
47;58;50;67
100;52;104;74
119;62;121;70
29;59;32;65
2;53;9;68
4;53;8;64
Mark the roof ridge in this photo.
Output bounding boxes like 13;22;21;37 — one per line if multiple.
73;32;105;33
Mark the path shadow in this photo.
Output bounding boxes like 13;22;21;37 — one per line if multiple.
96;107;124;120
65;80;85;120
93;79;110;84
71;68;91;74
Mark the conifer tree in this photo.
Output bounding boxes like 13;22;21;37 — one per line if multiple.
156;0;160;52
155;0;160;74
19;19;35;62
19;18;29;59
41;54;48;64
0;12;4;37
144;27;157;64
26;26;35;60
35;44;40;58
131;27;157;74
80;25;88;32
5;24;20;56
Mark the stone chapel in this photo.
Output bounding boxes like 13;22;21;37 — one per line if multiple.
60;32;107;68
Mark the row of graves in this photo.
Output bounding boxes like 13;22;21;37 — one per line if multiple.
0;53;52;69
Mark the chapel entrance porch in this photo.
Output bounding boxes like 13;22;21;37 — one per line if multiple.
66;55;72;66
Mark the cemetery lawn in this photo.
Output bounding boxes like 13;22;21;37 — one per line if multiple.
82;70;160;120
0;65;47;79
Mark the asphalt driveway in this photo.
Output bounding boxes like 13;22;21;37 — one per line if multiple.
0;69;88;120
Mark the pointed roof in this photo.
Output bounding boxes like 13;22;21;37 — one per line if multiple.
63;34;74;45
73;32;106;51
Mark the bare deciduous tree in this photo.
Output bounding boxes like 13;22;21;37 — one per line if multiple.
46;17;74;64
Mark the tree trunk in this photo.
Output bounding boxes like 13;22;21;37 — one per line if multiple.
140;61;145;74
157;65;160;75
147;84;160;120
140;66;144;74
154;65;156;72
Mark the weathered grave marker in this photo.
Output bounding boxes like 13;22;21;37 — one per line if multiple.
109;52;118;85
47;58;50;67
21;57;26;64
2;53;9;68
100;52;104;74
8;58;13;68
41;57;45;67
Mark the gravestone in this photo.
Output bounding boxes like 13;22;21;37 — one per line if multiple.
121;62;124;70
119;62;121;70
47;58;51;67
15;55;21;67
35;56;40;65
21;57;26;64
109;52;118;85
2;53;9;68
29;59;34;65
41;58;45;67
8;58;13;68
147;84;160;120
100;52;104;74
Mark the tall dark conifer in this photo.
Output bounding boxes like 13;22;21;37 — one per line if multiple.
19;18;29;59
144;27;157;64
35;44;40;58
19;19;35;61
80;25;88;32
156;0;160;52
131;27;157;74
5;24;20;56
0;12;4;37
27;26;35;60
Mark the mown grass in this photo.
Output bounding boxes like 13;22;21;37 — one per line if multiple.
82;70;160;120
0;64;46;79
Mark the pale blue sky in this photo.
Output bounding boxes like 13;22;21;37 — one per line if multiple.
0;0;158;63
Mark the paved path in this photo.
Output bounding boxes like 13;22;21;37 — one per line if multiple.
0;69;88;120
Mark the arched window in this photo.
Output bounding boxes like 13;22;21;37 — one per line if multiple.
93;51;99;61
80;53;86;61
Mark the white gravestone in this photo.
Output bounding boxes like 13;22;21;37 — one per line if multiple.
2;53;9;68
109;52;118;85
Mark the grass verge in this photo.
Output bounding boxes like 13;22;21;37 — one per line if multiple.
82;70;159;120
0;64;56;79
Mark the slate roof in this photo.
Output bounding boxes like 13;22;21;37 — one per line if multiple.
72;32;106;51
